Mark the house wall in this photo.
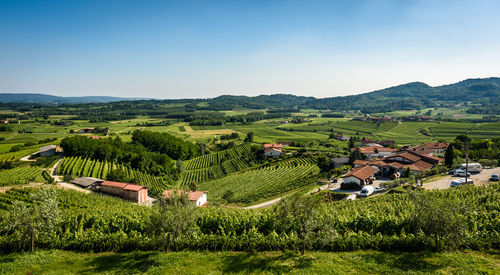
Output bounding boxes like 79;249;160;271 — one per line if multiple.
40;149;56;157
265;150;282;158
343;176;361;185
101;185;124;197
196;193;207;207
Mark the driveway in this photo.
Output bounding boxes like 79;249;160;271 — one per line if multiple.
423;167;500;190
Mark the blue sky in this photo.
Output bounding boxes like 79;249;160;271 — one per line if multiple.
1;0;499;99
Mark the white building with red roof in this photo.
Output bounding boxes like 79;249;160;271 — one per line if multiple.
163;189;209;207
341;166;378;187
264;143;282;159
100;181;148;203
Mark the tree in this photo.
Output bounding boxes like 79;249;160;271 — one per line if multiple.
317;155;332;172
244;132;254;143
348;147;364;165
4;188;60;252
148;192;198;252
188;181;197;192
444;144;454;167
409;192;468;251
274;194;336;255
348;138;355;149
404;167;412;178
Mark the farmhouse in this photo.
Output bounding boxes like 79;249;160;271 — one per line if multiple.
331;157;349;168
77;127;95;134
341;166;377;188
71;177;103;189
162;189;209;207
30;145;62;158
378;140;397;148
335;134;350;141
264;144;282;159
353;151;442;178
406;142;449;156
100;181;148;203
356;146;397;159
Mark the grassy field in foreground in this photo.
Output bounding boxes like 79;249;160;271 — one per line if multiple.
0;250;498;274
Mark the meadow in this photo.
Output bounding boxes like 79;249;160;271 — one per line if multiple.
0;250;498;275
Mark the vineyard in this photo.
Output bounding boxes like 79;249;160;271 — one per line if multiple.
57;156;170;193
0;166;43;187
1;184;497;253
199;158;320;204
179;144;257;186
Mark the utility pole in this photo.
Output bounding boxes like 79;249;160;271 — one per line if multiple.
465;139;469;184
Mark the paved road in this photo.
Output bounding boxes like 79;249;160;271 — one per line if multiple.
423;167;500;190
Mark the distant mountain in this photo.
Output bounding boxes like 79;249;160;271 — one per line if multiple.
0;93;151;104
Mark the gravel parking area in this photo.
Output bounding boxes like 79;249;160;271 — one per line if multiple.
423;167;500;190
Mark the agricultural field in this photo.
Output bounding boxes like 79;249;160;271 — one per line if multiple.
0;166;43;187
199;157;319;204
58;156;169;193
179;144;257;186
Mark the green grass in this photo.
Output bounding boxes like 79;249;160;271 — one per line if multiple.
0;250;497;274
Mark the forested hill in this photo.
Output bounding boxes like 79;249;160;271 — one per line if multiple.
0;93;149;104
1;77;499;113
206;77;500;112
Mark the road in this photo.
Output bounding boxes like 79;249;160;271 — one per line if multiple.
244;197;282;209
49;156;64;183
423;167;500;190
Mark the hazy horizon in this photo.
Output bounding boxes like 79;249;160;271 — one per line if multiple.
1;0;499;98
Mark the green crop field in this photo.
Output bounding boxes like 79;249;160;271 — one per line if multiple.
0;166;43;187
179;143;257;186
58;156;169;193
199;157;319;204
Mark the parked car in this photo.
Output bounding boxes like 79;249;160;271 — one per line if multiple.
373;187;385;193
360;186;374;197
454;169;471;177
489;174;499;182
451;178;473;187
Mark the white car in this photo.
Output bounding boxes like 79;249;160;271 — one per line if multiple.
360;186;374;197
454;169;471;177
451;178;473;187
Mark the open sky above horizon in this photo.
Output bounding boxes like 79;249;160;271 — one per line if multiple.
1;0;500;99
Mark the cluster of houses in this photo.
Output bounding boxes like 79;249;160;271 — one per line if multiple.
340;142;449;189
352;116;394;122
352;115;433;123
70;176;209;207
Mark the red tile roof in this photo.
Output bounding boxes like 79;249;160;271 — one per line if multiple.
424;142;449;149
342;166;378;181
189;191;207;201
264;143;282;148
357;146;397;154
265;148;282;153
385;152;421;162
101;181;128;188
123;184;146;191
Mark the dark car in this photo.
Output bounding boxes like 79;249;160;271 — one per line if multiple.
490;174;499;182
